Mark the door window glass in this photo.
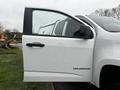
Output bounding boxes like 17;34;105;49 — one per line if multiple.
32;10;83;37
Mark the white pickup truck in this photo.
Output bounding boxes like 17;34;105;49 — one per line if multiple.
22;7;120;90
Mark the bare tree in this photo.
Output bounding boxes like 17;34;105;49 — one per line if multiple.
4;29;11;40
0;23;4;32
104;9;110;16
112;8;117;18
94;9;104;16
13;28;19;33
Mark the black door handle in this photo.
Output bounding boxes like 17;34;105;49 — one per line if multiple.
26;42;45;47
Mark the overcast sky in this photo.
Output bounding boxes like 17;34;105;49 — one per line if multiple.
0;0;120;32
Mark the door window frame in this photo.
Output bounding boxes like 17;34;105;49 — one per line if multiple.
23;8;94;39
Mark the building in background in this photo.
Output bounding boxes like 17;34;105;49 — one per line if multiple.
0;31;6;41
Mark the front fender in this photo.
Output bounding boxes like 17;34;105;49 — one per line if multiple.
93;58;120;88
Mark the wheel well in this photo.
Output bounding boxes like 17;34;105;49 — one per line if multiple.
100;65;120;88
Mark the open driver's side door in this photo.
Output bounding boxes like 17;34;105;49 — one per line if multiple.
22;8;95;82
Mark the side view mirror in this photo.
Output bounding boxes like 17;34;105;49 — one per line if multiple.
74;25;94;39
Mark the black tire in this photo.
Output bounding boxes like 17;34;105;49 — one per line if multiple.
102;83;120;90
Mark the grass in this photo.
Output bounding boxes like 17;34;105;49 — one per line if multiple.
0;48;48;90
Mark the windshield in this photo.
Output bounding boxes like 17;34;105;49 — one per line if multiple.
88;15;120;32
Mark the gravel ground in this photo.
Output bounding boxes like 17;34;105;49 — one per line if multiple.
53;82;99;90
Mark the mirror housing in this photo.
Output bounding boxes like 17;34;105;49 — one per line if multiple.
74;25;94;39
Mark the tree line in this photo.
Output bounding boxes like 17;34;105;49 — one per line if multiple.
91;4;120;20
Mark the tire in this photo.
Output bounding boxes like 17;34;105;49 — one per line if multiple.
102;83;120;90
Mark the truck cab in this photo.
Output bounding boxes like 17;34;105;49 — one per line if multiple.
22;7;120;89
